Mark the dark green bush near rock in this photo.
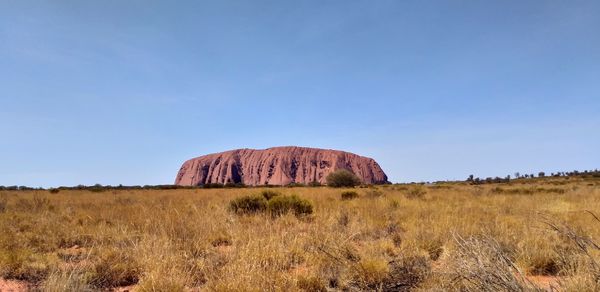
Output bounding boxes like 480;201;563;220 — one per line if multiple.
228;195;267;214
267;195;313;217
326;170;362;188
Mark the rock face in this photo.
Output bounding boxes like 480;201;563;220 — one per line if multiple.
175;146;389;186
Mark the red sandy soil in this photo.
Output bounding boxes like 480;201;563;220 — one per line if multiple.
0;279;29;292
527;275;560;291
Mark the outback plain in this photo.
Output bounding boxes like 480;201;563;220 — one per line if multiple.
1;175;599;291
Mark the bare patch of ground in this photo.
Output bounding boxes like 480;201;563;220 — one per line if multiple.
0;279;29;292
527;275;560;291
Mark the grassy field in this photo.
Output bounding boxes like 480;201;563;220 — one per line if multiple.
1;177;599;291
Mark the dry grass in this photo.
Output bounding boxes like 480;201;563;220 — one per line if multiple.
0;176;599;291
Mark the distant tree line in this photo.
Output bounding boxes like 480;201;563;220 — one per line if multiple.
465;169;600;185
0;181;326;192
0;183;232;192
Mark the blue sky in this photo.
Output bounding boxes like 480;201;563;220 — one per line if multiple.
1;1;599;187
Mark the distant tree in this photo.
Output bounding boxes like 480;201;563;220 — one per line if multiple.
326;169;362;188
467;174;474;182
538;172;545;177
514;172;520;179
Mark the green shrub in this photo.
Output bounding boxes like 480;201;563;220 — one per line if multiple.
326;169;362;188
267;195;313;217
261;190;281;200
228;195;267;215
341;191;359;200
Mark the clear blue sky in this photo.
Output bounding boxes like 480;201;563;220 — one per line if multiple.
1;1;599;187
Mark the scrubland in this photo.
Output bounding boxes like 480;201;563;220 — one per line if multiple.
0;177;599;291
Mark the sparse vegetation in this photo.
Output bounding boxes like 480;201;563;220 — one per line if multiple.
0;176;598;290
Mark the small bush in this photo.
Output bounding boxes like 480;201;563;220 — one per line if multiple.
267;195;313;217
326;170;362;188
261;190;281;200
341;191;359;200
228;195;267;215
48;188;60;194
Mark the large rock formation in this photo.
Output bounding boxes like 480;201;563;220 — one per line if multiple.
175;146;389;186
